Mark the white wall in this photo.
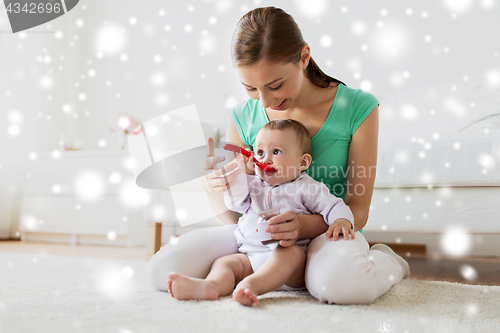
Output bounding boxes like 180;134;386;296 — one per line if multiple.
0;0;499;238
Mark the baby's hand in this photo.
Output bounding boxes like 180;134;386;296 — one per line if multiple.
235;148;256;175
326;218;355;241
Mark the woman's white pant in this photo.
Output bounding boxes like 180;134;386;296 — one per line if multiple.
147;224;403;304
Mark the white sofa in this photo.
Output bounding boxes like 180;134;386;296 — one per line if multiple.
363;79;500;257
364;132;500;256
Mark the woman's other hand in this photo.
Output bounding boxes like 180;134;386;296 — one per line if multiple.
202;137;242;193
204;137;226;170
264;210;302;247
326;218;355;241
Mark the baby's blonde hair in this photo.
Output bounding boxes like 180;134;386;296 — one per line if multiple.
261;119;311;155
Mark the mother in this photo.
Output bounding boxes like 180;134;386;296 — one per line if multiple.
147;6;409;304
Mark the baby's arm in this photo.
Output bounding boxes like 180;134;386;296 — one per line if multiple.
304;182;354;227
223;172;255;214
303;181;355;240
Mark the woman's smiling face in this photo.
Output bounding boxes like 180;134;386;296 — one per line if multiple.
236;60;305;111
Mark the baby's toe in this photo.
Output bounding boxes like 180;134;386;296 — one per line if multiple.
232;288;245;299
244;288;258;306
167;273;180;296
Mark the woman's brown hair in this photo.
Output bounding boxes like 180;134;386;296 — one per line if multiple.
230;6;346;88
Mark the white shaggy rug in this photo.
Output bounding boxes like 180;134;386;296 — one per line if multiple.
1;252;499;333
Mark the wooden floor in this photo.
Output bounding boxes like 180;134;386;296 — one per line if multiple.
0;240;152;261
1;240;499;286
405;255;500;286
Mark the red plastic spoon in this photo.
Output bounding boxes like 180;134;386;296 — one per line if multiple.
223;144;276;173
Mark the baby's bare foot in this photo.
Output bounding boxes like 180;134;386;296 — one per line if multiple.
233;287;258;307
167;273;219;301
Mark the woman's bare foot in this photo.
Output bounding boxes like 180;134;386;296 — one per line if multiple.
233;284;259;307
167;273;219;301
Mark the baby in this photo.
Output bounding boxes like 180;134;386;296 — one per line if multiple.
167;119;355;306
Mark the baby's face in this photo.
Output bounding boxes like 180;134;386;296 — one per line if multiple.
254;128;309;186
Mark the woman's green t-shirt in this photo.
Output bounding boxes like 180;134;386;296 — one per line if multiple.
231;83;380;202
